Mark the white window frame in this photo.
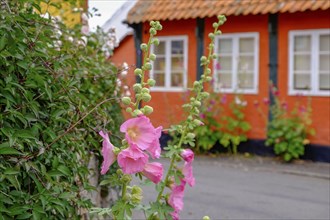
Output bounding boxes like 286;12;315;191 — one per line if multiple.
213;32;259;94
288;29;330;96
150;36;188;92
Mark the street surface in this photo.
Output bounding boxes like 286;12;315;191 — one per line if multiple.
133;155;330;220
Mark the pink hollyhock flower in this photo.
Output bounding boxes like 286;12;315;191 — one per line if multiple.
281;102;288;110
183;161;195;187
169;180;186;216
180;149;194;163
120;115;161;151
99;131;116;175
146;126;162;159
117;144;149;174
170;211;180;220
253;100;259;107
142;162;163;184
263;98;270;105
199;113;206;119
215;62;221;70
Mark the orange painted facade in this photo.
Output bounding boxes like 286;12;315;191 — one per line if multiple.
111;10;330;147
278;10;330;146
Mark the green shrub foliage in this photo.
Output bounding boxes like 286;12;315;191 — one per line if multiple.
0;1;123;219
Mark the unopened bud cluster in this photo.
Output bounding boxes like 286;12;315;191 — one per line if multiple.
121;21;163;117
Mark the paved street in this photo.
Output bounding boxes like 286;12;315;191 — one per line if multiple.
134;155;330;220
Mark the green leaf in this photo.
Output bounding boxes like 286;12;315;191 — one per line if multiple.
0;146;21;155
57;165;71;176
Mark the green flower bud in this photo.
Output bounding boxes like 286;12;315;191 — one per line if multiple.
134;68;142;76
133;109;143;116
216;30;222;35
121;97;131;105
150;21;155;27
200;56;207;63
187;115;193;121
156;22;162;30
121;139;127;145
140;43;148;51
147;78;156;87
132;186;142;195
209;43;214;49
193;119;204;126
206;68;211;74
131;193;142;205
201;92;210;98
194;100;201;107
212;22;219;29
144;62;152;70
218;15;226;21
133;83;142;92
149;27;157;35
149;53;156;61
206;76;212;82
208;33;214;39
187;132;195;139
193;81;200;88
142;93;152;102
153;38;160;46
126;107;132;113
143;105;153;115
141;88;150;93
113;147;120;154
203;216;211;220
116;169;123;176
212;53;217;59
121;174;132;183
190;97;196;102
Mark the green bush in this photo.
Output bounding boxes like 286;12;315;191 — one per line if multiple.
0;1;123;219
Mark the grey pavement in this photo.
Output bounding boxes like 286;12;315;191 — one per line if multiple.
133;155;330;220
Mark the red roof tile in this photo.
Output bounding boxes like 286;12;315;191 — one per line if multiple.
127;0;330;24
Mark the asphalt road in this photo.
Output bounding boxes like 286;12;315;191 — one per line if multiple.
133;155;330;220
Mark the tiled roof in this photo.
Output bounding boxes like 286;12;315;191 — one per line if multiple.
127;0;330;24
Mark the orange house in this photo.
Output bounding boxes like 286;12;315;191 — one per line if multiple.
110;0;330;162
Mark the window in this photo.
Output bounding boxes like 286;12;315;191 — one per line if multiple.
213;33;259;94
150;36;187;91
289;29;330;96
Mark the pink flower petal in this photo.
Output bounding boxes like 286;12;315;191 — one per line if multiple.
117;144;149;174
180;149;194;163
99;131;116;175
169;180;186;213
120;115;160;151
146;126;162;159
142;162;163;184
183;161;195;187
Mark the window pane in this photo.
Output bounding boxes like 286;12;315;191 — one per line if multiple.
238;73;254;89
154;73;165;87
319;74;330;90
154;58;165;71
294;55;310;71
171;41;183;54
154;41;165;54
320;34;330;52
294;35;311;52
218;56;232;70
217;73;232;88
320;54;330;71
294;74;310;90
171;57;184;70
218;39;232;53
238;55;254;72
239;37;254;53
171;73;183;87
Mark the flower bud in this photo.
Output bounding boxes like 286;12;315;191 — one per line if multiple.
201;92;210;98
126;107;132;113
121;139;127;145
203;216;211;220
134;68;142;76
116;169;123;176
187;132;195;139
142;93;152;102
149;27;157;35
152;38;160;46
133;109;143;117
141;88;150;93
143;105;153;115
212;22;219;29
132;185;142;195
113;147;120;154
121;97;131;105
187;115;193;121
206;68;211;74
147;78;156;87
150;21;155;26
200;56;207;63
193;81;200;88
206;76;212;82
133;83;142;92
208;33;214;39
140;43;148;51
149;53;156;61
216;30;222;35
123;193;131;201
193;119;204;126
131;193;142;205
212;54;217;59
121;174;132;183
144;62;152;70
194;100;201;107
